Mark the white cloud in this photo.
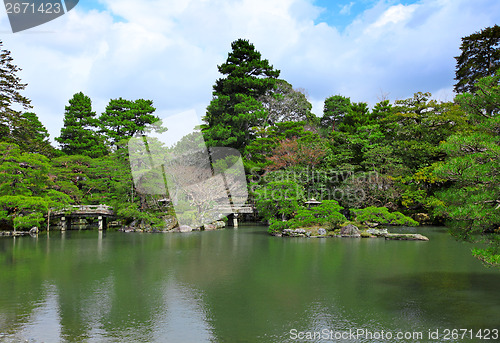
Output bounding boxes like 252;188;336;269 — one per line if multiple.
0;0;499;140
370;3;417;29
340;2;355;16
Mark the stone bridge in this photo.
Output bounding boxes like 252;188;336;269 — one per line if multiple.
51;205;115;231
215;205;254;227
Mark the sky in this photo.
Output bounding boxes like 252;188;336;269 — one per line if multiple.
1;0;499;143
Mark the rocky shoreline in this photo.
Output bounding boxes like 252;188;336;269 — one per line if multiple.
272;224;429;241
119;220;227;233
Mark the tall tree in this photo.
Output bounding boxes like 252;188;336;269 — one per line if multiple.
454;25;500;94
99;98;159;149
56;92;108;158
435;74;500;266
320;95;352;131
10;112;56;156
259;79;314;125
0;40;32;141
202;39;280;151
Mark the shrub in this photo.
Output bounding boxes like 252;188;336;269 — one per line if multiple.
271;200;347;232
268;219;293;233
353;206;419;226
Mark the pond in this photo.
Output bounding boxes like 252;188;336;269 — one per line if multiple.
0;225;499;342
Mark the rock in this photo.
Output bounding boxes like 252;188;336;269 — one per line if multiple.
365;222;379;228
366;228;388;237
318;228;327;236
215;221;226;229
340;224;361;237
176;225;193;233
29;227;39;235
162;215;178;230
282;228;306;237
204;224;217;231
384;233;429;241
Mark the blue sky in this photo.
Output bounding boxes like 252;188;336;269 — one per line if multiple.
1;0;499;141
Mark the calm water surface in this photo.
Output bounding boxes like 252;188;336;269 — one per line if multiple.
0;225;499;342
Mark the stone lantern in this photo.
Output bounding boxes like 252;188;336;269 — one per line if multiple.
304;198;322;209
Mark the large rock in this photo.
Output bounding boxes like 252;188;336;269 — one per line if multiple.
385;233;429;241
215;221;226;229
366;228;388;237
282;228;307;237
162;215;178;230
176;225;193;233
203;224;217;231
340;224;361;238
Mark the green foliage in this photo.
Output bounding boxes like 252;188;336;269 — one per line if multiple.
434;73;500;254
294;201;345;229
56;92;108;158
320;95;351;131
9;112;56;157
0;195;48;230
472;245;500;267
202;39;280;151
0;142;50;197
268;218;290;233
268;200;346;232
0;40;32;144
99;97;160;149
353;206;419;226
253;178;304;222
454;24;500;94
259;79;314;125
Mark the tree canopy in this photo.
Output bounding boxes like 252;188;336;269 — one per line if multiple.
202;39;280;151
454;24;500;94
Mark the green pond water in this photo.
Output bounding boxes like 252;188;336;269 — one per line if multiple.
0;225;499;343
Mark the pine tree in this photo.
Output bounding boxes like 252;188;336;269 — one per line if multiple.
99;98;159;149
11;112;56;156
0;40;32;140
202;39;280;151
454;25;500;94
56;92;108;158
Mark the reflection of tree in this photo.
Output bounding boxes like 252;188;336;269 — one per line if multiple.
2;230;500;341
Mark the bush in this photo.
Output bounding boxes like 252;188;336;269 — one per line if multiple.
353;206;419;226
270;200;347;232
268;219;293;233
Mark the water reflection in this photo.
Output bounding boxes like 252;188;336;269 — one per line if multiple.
0;227;499;342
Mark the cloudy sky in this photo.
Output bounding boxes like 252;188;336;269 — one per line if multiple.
1;0;499;142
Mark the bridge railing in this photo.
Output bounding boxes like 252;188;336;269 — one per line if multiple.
51;205;114;216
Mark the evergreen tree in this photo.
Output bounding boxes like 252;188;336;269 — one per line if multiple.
0;40;32;140
435;74;500;266
56;92;108;158
320;95;352;131
10;112;57;156
454;25;500;94
259;79;314;125
99;98;159;149
202;39;280;151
